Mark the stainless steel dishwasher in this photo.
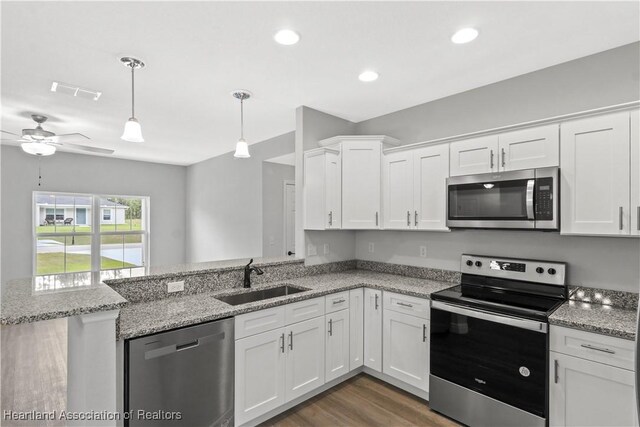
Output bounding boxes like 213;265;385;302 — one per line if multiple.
125;318;234;427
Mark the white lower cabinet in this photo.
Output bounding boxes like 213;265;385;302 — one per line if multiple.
382;309;429;391
285;317;326;401
349;288;364;370
325;309;350;382
549;351;637;427
235;328;287;426
364;288;383;371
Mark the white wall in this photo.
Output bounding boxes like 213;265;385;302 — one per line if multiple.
262;162;294;257
0;146;187;282
295;106;357;265
186;132;294;262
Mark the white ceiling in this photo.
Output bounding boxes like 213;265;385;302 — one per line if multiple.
2;1;639;165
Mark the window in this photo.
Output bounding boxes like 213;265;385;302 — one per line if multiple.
34;192;149;277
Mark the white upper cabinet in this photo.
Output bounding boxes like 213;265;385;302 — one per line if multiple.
631;110;640;236
341;140;382;229
303;148;341;230
382;151;414;229
413;144;450;230
498;124;559;171
449;135;499;176
561;111;631;235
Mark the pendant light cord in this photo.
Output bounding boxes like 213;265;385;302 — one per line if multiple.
240;98;244;140
131;65;135;119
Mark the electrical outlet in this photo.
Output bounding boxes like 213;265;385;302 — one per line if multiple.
323;243;329;255
368;242;375;253
419;246;427;258
307;244;317;256
167;280;185;293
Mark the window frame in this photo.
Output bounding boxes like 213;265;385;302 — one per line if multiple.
32;191;151;276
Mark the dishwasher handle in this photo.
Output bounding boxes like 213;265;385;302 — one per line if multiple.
144;331;225;360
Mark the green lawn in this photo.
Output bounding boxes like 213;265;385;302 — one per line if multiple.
36;253;135;275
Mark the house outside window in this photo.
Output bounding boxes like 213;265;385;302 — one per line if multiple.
34;192;149;278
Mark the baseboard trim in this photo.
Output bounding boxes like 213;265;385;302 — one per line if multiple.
363;367;430;401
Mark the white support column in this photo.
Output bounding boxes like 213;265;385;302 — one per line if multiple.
67;310;119;426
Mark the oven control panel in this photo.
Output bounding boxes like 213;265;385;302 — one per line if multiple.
461;254;566;286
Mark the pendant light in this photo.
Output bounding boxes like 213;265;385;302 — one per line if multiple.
233;90;252;158
120;57;145;142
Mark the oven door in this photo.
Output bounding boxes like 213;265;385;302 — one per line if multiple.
447;169;536;229
430;300;548;418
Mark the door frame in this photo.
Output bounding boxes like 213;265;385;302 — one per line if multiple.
283;180;295;256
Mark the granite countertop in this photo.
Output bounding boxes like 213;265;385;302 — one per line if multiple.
117;269;454;340
1;272;127;325
549;287;638;341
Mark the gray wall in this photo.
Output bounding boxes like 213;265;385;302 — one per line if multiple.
186;132;294;263
351;42;640;292
295;106;357;265
262;162;294;258
0;145;187;282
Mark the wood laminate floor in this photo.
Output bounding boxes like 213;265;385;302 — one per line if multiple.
260;374;460;427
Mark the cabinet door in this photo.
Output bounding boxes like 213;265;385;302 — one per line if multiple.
363;288;383;372
561;112;631;235
303;151;327;230
325;309;350;382
382;151;413;229
342;141;381;229
235;328;286;425
549;351;638;427
284;317;325;402
499;124;559;171
449;135;499;176
631;110;640;236
325;151;342;229
413;144;450;230
382;310;429;391
349;288;364;370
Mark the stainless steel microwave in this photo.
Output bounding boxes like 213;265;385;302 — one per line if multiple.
446;167;559;230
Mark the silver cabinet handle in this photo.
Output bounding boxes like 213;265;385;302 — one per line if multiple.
332;299;345;304
490;150;494;169
581;343;615;354
397;301;413;308
422;324;427;342
288;331;293;350
328;211;332;226
619;206;624;231
280;333;285;353
375;212;379;226
501;148;506;168
554;359;559;383
415;210;418;227
637;206;640;231
374;293;379;310
407;211;410;226
328;319;333;336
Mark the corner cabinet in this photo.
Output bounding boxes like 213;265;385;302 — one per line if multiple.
303;148;341;230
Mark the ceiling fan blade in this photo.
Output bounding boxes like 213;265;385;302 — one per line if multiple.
1;130;18;136
50;133;90;143
1;138;28;142
63;143;114;155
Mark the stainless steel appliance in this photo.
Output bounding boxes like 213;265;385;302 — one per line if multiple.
430;254;567;427
125;318;234;427
447;167;559;230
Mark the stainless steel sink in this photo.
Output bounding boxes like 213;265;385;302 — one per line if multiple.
215;285;309;306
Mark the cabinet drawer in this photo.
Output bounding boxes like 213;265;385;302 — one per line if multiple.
325;291;350;313
235;306;286;339
550;325;635;371
285;297;325;325
383;291;429;320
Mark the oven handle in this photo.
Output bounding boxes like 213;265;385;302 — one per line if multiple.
526;179;535;220
431;301;547;333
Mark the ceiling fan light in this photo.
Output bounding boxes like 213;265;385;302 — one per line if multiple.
121;118;144;142
234;138;250;158
21;142;56;156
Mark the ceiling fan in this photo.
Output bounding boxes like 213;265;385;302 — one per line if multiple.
1;114;114;156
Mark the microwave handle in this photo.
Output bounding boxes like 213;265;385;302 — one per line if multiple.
526;179;535;220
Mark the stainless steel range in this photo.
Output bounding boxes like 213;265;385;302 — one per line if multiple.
429;254;567;427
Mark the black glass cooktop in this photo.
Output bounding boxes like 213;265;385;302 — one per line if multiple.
431;274;567;321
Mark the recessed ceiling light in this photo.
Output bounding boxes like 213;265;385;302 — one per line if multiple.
274;29;300;45
358;70;379;82
451;28;479;44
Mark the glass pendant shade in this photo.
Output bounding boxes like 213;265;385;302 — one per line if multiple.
121;118;144;142
234;138;250;158
21;142;56;156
